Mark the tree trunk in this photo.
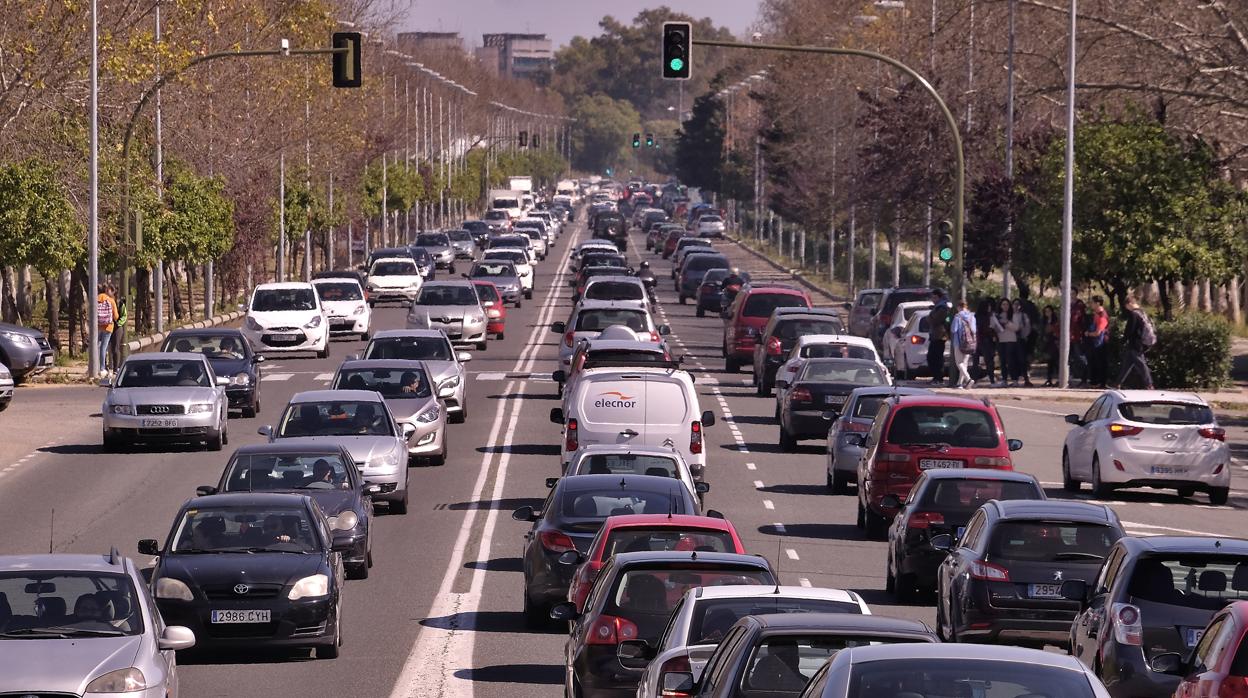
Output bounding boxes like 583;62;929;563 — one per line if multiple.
171;262;185;320
1158;281;1173;320
0;267;15;323
186;263;197;319
1188;281;1200;310
43;272;60;351
15;265;32;324
135;267;151;335
1200;279;1213;312
69;265;86;355
1231;278;1243;326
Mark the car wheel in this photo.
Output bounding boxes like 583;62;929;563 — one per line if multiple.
522;589;548;629
316;603;342;659
831;471;851;496
885;555;896;593
430;435;447;466
514;300;522;309
102;429;124;453
497;332;505;341
725;357;739;373
1062;450;1080;492
696;307;705;318
207;428;223;452
524;290;533;299
1210;487;1230;505
477;341;488;351
1091;455;1113;498
390;490;409;515
317;345;330;359
856;498;865;529
347;559;369;580
221;421;229;446
895;572;917;603
864;507;888;540
779;428;797;453
450;408;466;425
360;331;370;341
241;401;257;419
756;377;771;397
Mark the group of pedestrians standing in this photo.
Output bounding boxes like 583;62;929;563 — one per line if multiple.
95;283;128;377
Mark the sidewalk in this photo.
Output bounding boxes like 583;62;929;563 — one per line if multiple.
928;384;1248;411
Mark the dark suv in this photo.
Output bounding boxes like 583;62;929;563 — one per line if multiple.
0;321;55;382
1067;536;1248;697
751;308;844;396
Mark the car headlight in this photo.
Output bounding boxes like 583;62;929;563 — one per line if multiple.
0;331;35;346
416;403;440;423
85;667;148;693
353;305;366;315
304;315;322;329
229;373;251;386
439;375;460;390
288;573;329;600
486;308;501;319
327;511;359;532
187;403;214;414
244;317;263;331
370;449;401;471
110;404;135;415
154;577;194;601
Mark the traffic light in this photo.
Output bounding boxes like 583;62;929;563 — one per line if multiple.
632;132;641;149
662;22;692;80
331;32;362;88
645;133;655;148
519;130;528;148
937;220;955;263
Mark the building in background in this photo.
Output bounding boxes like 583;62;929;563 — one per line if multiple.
480;33;553;82
397;31;465;54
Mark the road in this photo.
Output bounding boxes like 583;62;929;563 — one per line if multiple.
1;214;1245;697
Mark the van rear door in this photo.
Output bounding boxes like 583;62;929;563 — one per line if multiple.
577;375;646;447
643;374;693;450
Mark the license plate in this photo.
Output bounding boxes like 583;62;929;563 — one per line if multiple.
39;355;54;366
1150;466;1190;475
919;459;963;470
210;609;271;624
1028;583;1063;599
824;395;847;406
1185;627;1205;647
140;418;178;428
270;333;298;341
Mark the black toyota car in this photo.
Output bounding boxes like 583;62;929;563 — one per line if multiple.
141;492;347;658
196;443;376;579
161;328;263;418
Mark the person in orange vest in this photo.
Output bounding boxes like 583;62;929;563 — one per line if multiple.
96;283;118;376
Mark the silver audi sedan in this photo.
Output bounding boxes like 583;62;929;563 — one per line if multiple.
101;352;230;451
330;359;448;465
405;281;490;350
260;389;412;514
360;330;472;423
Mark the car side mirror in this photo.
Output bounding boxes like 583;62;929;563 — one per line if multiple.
257;425;273;437
98;376;112;388
1064;414;1082;425
137;539;160;556
658;325;671;336
552;370;566;383
158;625;196;651
700;410;716;427
401;422;417;440
558;550;583;566
195;485;217;497
661;672;696;696
457;351;472;363
695;482;711;495
215;376;229;386
1007;438;1023;452
880;494;902;510
511;506;537;522
252;355;266;363
550;408;564;424
705;509;725;519
842;302;853;311
545;477;559;489
1148;652;1184;675
1060;579;1091;604
821;410;836;421
617;639;656;669
550;321;566;334
929;533;953;552
549;602;579;622
775;379;789;389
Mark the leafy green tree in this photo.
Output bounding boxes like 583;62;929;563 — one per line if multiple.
0;158;83;274
569;95;642;174
161;160;234;263
674;92;724;193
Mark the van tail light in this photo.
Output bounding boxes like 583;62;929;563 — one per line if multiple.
766;336;783;355
1108;423;1143;438
1218;677;1248;698
650;330;661;343
1111;603;1143;646
790;387;813;404
690;421;703;454
878;451;910;463
586;614;640;645
564;331;575;348
658;654;694;697
973;456;1012;468
968;560;1010;581
844;421;870;433
906;511;945;529
539;530;576;553
566;418;579;452
909;335;926;345
1200;427;1226;441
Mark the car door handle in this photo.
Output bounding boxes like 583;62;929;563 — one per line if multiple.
620;429;639;437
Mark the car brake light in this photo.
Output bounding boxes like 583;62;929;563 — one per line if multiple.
690;421;703;454
564;331;575;348
909;335;926;345
973;456;1012;468
539;530;576;553
1218;677;1248;698
650;330;661;342
878;451;910;463
844;421;871;433
766;336;783;355
1111;602;1143;646
790;387;813;403
586;614;640;645
906;511;945;529
658;654;694;697
566;418;579;452
1200;427;1226;441
968;560;1010;581
1108;423;1143;438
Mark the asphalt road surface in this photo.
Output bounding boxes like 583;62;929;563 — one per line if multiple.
1;216;1245;697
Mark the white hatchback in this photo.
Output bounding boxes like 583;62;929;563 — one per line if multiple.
1061;390;1230;504
890;309;948;379
312;277;371;340
242;283;329;357
774;334;890;414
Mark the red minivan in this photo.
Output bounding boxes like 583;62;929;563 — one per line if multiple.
1174;601;1248;698
855;395;1022;538
721;286;811;373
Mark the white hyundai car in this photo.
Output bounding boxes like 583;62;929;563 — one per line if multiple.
312;277;371;340
367;256;424;306
1061;390;1230;504
242;282;329;358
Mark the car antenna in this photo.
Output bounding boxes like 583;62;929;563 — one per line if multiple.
48;508;54;554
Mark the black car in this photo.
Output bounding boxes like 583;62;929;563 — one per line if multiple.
776;358;888;452
161;328;263;418
593;212;628;250
575;253;629;282
552;551;778;698
663;614;938;698
140;492;347;658
752;309;846;395
196;443;376;579
1066;535;1248;698
695;268;732;317
677;254;731;303
410;247;435;279
512;474;702;627
934;499;1125;648
462;220;491;248
0;321;55;382
885;469;1046;601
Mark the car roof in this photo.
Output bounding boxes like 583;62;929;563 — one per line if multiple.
558;473;693;492
584;339;664;352
1120;535;1248;555
575;299;649;311
690;585;860;605
610;550;770;568
229;442;350;456
896;300;934;311
585;275;644;285
840;642;1086;669
988;499;1116;523
603;514;730;531
578;366;691;380
371;256;417;265
254;282;314;290
186;492;313;508
920;467;1040;483
165;328;245;338
127;351;206;362
1107;389;1207;404
0;553;137;574
744;285;807;296
752;613;930;634
892;394;996;410
290;389;385;403
372;329;450;340
797;334;876;348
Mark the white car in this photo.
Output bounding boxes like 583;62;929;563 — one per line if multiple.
242;282;329;358
890;309;947;379
633;585;871;698
696;214;726;238
563;445;707;502
881;300;933;365
101;352;230;451
774;334;889;415
0;361;12;411
517;226;548;260
1061;390;1230;504
367;257;424;305
312;277;371;340
482;249;534;297
552;299;668;369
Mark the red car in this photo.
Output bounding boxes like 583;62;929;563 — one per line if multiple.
472;280;507;340
855;394;1022;538
1174;600;1248;698
721;285;812;373
563;514;746;612
661;230;686;259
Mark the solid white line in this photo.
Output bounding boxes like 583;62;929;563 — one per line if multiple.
763;500;775;510
996;404;1068;416
1122;520;1232;537
786;548;800;561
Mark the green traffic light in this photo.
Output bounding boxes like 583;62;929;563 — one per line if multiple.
939;248;954;262
669;57;685;72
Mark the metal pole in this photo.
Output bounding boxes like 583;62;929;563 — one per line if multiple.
88;0;99;377
327;173;334;269
1002;0;1017;300
381;67;389;247
848;205;857;296
1059;0;1077;389
153;0;164;333
278;152;286;282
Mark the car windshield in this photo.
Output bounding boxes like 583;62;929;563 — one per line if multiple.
486;251;527;265
365;337;452;361
586;281;644;301
1128;554;1248;610
918;479;1042;514
575;309;647;333
169;505;320;554
463;222;488;232
164;334;246;360
474;284;501;303
416;286;479;305
743;294;808;318
802;344;874;360
692;598;861;645
223;453;354;492
491;238;528;249
800;362;885;385
447;230;472;241
416;233;449;246
847;658;1097;698
0;572;143;637
334;367;431;399
411;249;432;265
371;261;417;276
574;453;681;479
886;406;1000;449
560;486;687;519
604;528;735;559
747;635;920;693
484;210;508;220
277;400;395;437
604;567;773;627
1118;401;1214;425
117;359;209;388
252;288;316;312
583;255;626;268
472;263;516;278
701;216;722;223
702;269;730;284
987;521;1120;562
857;292;883;310
313;282;364;302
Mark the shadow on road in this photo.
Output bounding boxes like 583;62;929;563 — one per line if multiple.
448;496;543;511
475;443;561;456
758;522;864;540
179;647;315;665
464;557;523;572
454;663;563;685
727;415;776;426
758;483;827;496
41;442;206;456
1043;486;1243;510
422;610;562;636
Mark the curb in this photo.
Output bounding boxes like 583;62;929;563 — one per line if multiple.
724;233;847;304
124;310;246;353
931;387;1248;412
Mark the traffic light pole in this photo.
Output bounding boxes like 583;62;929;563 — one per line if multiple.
691;37;966;300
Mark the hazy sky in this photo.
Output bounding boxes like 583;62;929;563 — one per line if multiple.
401;1;763;49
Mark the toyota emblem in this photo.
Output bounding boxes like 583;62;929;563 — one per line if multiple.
234;584;250;595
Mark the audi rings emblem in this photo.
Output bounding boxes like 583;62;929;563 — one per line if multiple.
149;405;171;414
234;584;250;595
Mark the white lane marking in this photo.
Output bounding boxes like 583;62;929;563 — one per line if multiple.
746;462;757;470
261;373;293;382
773;522;787;533
1149;502;1163;507
786;548;800;561
798;578;812;588
315;372;335;382
1122;521;1232;537
763;500;775;510
754;480;765;489
996;404;1068;416
741;379;751;386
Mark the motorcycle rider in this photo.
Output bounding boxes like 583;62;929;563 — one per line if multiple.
721;267;745;291
637;261;657;302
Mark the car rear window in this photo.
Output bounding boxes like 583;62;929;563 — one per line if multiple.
852;395;888;419
856;292;883;310
743;293;809;318
802;344;875;361
604;528;735;559
415;233;449;246
986;521;1120;563
1128;555;1248;610
586;350;667;364
917;480;1043;514
801;363;885;385
689;598;861;645
586;281;644;301
575;309;647;333
883;290;931;313
847;658;1097;698
473;284;500;303
747;636;918;692
776;319;842;339
1118;401;1214;425
313;282;363;301
574;453;680;478
365;337;452;361
604;566;773;621
886;406;1000;449
686;255;730;273
561;487;686;519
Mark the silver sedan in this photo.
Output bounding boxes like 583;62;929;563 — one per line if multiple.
101;352;230;451
363;330;472;423
331;359;448;465
405;281;490;350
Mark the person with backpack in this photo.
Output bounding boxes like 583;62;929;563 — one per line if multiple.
927;288;951;385
1115;295;1156;390
95;283;118;376
951;299;977;389
1084;295;1111;388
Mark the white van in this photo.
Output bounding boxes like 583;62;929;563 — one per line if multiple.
551;367;715;480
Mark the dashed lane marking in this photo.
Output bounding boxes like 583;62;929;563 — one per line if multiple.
261;373;293;382
763;500;775;510
753;480;764;489
314;372;335;382
786;548;801;561
773;522;787;533
798;578;812;588
996;404;1068;416
746;462;757;470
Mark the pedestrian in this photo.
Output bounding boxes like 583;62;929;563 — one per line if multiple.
927;288;951;385
110;291;128;371
1070;299;1088;385
1040;306;1060;386
1084;295;1110;388
1012;298;1034;387
974;298;997;384
95;283;118;377
991;298;1020;386
951;300;977;389
1115;295;1156;390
